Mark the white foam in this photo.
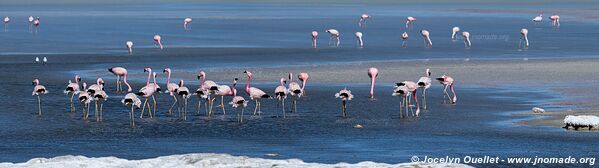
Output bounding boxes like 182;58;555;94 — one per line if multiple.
0;153;472;168
564;115;599;128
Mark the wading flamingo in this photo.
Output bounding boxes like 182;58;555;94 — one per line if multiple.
137;68;157;118
244;71;271;115
194;72;209;115
311;31;318;48
392;85;409;118
519;28;529;49
198;71;218;116
368;67;378;99
32;79;48;116
126;41;133;54
3;16;9;31
86;78;105;95
230;78;247;123
549;15;560;27
358;13;370;27
93;89;108;122
122;93;141;127
417;69;432;109
298;72;309;96
396;81;420;116
274;78;288;118
213;80;233;115
451;27;460;41
154;35;163;49
335;88;354;117
533;14;543;24
462;31;471;49
42;57;47;64
176;80;191;120
108;67;132;93
402;32;409;47
355;32;364;48
35;57;40;63
163;68;179;114
406;16;416;29
78;83;92;120
325;29;340;47
33;18;39;33
437;75;457;104
184;17;192;30
28;16;34;32
64;75;81;112
421;29;432;48
288;72;303;113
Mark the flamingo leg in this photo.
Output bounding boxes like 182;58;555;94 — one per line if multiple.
152;95;157;118
399;97;403;118
257;100;262;115
293;99;297;113
70;93;75;112
100;101;104;122
342;100;347;117
253;99;258;115
169;95;177;114
209;97;215;117
37;95;42;116
221;96;226;115
240;108;244;123
282;98;286;118
85;103;90;119
423;89;427;110
196;99;201;115
95;101;99;122
184;98;188;121
140;98;148;118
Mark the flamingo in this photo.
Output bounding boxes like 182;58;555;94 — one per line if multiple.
392;85;409;118
86;78;105;95
184;17;192;30
64;75;81;113
32;18;39;33
3;16;9;31
358;13;370;27
213;80;234;115
421;29;432;48
274;78;288;118
311;31;318;48
401;32;408;47
148;71;162;115
42;57;47;64
35;57;40;63
243;71;271;115
417;69;432;109
126;41;133;54
32;79;48;116
298;72;309;96
154;35;163;50
194;72;209;115
406;16;416;28
355;32;364;48
533;14;543;24
451;27;460;41
78;83;92;120
462;31;471;49
437;75;457;104
163;68;179;114
335;88;354;117
108;67;132;93
549;15;560;27
288;72;302;113
176;80;191;120
121;93;141;127
198;71;218;116
137;68;157;118
93;89;108;122
519;28;529;49
229;78;247;123
28;16;34;32
325;29;340;47
368;67;378;99
396;81;420;116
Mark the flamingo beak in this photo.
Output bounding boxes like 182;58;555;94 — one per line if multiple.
243;71;247;73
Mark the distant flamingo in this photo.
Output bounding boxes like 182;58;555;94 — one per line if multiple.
311;31;318;48
42;57;47;64
78;83;92;120
28;16;34;32
298;72;309;96
519;28;529;49
93;89;108;122
421;29;432;48
462;31;471;49
184;17;192;30
406;16;416;29
325;29;340;47
335;88;354;117
533;14;543;24
3;16;9;31
244;71;271;115
396;81;420;116
451;27;460;41
229;78;247;123
154;35;163;49
32;18;39;33
355;32;364;48
213;80;234;115
126;41;133;54
417;69;432;109
137;68;157;118
121;93;141;127
64;75;81;112
288;72;303;113
108;67;132;93
163;68;179;114
274;78;288;117
176;80;191;120
437;75;457;104
401;32;409;47
368;67;378;99
392;85;409;118
549;15;560;27
358;13;370;27
32;79;48;116
35;57;40;63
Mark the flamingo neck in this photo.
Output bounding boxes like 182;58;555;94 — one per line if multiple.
301;79;307;91
146;70;151;86
245;76;251;93
201;76;205;88
166;71;171;85
153;74;157;86
450;84;457;102
123;73;132;92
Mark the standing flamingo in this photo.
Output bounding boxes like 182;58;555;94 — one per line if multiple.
335;88;354;117
355;32;364;48
462;31;471;49
108;67;132;93
325;29;340;47
421;29;432;48
401;32;409;47
194;72;209;115
311;31;318;48
137;68;157;118
451;27;460;41
163;68;179;114
32;18;40;33
78;83;92;120
28;16;34;32
549;15;560;27
368;67;378;99
229;78;247;123
64;75;81;112
417;69;432;109
93;89;108;122
533;14;543;24
121;93;141;127
213;80;233;115
126;41;133;54
406;16;416;29
519;28;529;49
274;78;288;118
86;78;105;96
198;71;218;116
184;17;192;30
437;75;457;104
392;85;409;118
288;72;303;113
32;79;48;116
358;13;370;27
244;71;271;115
176;80;191;120
154;35;163;50
298;72;309;96
396;81;420;116
42;57;47;64
3;16;9;31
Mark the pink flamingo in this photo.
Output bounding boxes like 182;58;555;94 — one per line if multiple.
358;13;370;27
406;16;416;29
392;85;409;118
451;27;460;41
288;72;303;113
93;89;108;122
108;67;132;93
32;79;48;116
368;67;378;99
436;75;457;104
335;88;354;117
126;41;133;54
32;18;40;33
298;72;309;96
549;15;560;27
311;31;318;48
229;78;247;122
355;32;364;48
184;17;192;30
325;29;340;47
396;81;420;116
3;16;9;31
137;68;158;118
213;80;234;115
86;78;105;95
27;16;34;32
195;73;209;115
176;80;191;120
533;14;543;24
154;35;163;49
519;28;529;49
462;31;471;49
64;75;81;112
274;78;288;117
402;32;408;47
78;82;92;120
244;71;271;115
121;93;141;127
198;71;218;116
163;68;179;114
421;29;432;48
417;69;432;109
